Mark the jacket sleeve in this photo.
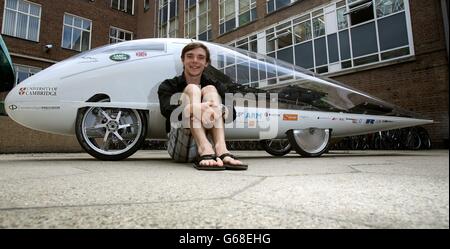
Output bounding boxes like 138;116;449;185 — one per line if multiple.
157;80;180;120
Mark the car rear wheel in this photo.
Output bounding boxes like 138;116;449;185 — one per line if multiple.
287;128;331;157
75;104;147;160
260;139;292;156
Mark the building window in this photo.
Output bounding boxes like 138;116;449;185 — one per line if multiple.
159;0;178;38
13;64;40;85
111;0;134;15
228;0;413;80
219;0;256;35
266;0;297;14
184;0;211;41
62;13;92;52
144;0;150;12
1;0;41;42
239;0;257;27
109;27;133;43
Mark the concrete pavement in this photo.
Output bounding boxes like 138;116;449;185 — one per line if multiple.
0;150;448;228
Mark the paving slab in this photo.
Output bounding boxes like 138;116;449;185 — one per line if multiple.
0;150;448;228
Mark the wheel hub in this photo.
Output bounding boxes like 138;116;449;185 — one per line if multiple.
106;121;119;132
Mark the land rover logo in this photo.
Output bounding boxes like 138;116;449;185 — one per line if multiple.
9;105;18;110
109;53;130;62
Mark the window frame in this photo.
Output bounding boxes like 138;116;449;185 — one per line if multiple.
1;0;42;42
109;26;134;44
61;13;92;52
13;63;41;86
229;0;414;80
110;0;135;15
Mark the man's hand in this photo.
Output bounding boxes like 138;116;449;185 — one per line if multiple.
201;102;221;128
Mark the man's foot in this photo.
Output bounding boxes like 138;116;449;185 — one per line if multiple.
197;144;223;168
193;154;225;171
218;153;248;170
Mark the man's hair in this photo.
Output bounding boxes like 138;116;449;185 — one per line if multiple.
181;42;211;63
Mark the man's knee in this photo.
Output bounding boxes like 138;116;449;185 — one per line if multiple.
201;85;218;95
184;84;201;95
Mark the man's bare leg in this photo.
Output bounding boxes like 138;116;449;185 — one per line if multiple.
183;84;219;167
201;86;243;166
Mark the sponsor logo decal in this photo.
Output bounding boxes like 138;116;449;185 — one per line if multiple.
366;119;375;124
237;112;263;120
8;104;18;110
18;106;61;110
283;114;298;121
136;51;148;57
18;87;57;96
79;56;99;63
109;53;130;61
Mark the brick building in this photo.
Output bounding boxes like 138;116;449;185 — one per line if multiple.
0;0;448;152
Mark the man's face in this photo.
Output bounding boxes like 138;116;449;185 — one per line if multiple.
182;47;209;78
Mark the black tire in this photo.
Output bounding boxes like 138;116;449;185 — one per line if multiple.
260;139;292;156
287;128;331;157
75;104;147;161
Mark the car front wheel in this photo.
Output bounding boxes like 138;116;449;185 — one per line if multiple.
75;105;147;160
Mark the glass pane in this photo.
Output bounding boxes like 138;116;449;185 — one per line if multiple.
337;8;348;30
16;13;28;39
29;4;40;16
312;15;325;38
62;26;72;48
236;62;250;84
225;0;235;19
350;4;374;25
250;61;258;82
64;15;73;25
6;0;17;9
353;54;379;66
293;20;312;43
339;30;351;60
377;12;408;51
81;30;90;51
225;18;235;32
199;0;207;13
119;31;125;40
295;41;314;69
266;34;276;52
127;0;134;14
380;47;409;60
82;20;91;30
277;47;293;64
18;0;28;12
376;0;404;17
72;28;81;50
110;28;117;37
28;16;39;41
125;32;132;40
276;0;290;9
267;0;274;13
239;0;250;12
327;33;339;63
277;29;292;49
239;11;250;26
3;10;16;36
225;65;236;82
350;22;378;57
314;37;327;66
74;17;82;28
199;14;207;32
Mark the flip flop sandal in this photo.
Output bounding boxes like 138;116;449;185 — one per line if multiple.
193;154;225;171
218;153;248;170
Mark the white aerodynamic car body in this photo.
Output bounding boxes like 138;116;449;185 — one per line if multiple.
5;38;432;160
